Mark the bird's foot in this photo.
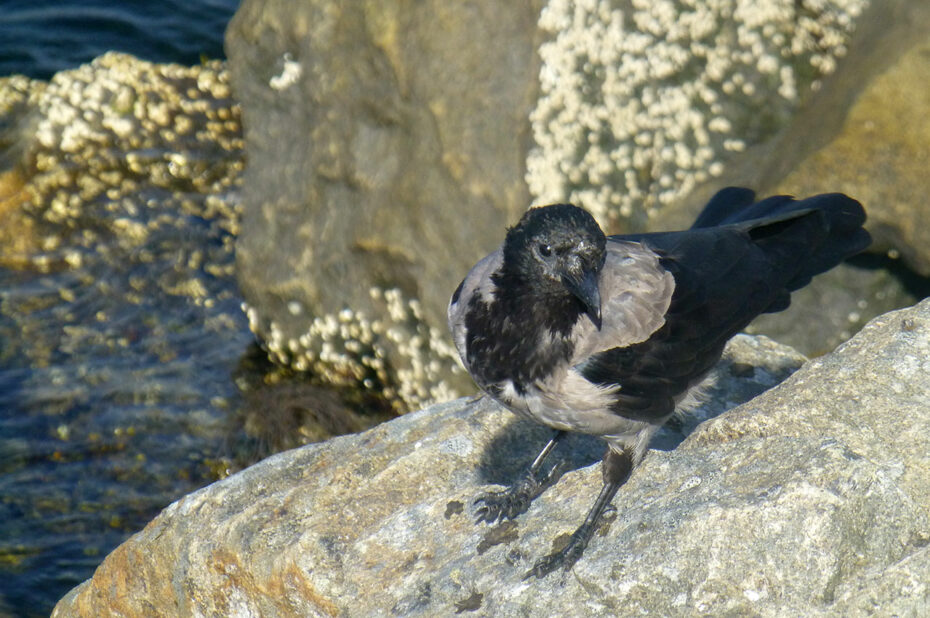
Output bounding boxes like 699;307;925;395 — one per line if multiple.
523;525;593;579
474;462;565;524
474;476;541;524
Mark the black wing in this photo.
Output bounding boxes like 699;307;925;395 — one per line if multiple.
578;191;870;422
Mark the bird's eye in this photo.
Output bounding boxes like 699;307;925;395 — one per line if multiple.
538;244;552;258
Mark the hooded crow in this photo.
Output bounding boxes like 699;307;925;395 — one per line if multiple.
448;187;870;578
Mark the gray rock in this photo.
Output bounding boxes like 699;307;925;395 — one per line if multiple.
225;0;545;409
52;301;930;615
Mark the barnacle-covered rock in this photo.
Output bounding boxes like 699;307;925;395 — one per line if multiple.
244;287;463;415
0;52;244;370
527;0;869;229
1;52;242;265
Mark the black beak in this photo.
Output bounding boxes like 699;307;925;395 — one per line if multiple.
562;265;602;329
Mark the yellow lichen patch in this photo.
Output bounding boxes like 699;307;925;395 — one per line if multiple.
268;562;340;617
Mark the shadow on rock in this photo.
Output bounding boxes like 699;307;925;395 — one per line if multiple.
473;414;602;487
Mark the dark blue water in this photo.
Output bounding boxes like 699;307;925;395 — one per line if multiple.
0;0;240;79
0;1;243;615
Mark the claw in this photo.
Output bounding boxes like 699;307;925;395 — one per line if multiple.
472;471;547;526
473;496;503;525
473;487;529;524
523;530;589;579
473;432;567;529
544;459;569;484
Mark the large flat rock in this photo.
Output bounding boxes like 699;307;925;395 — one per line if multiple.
54;301;930;615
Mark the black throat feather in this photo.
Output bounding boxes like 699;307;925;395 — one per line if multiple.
463;269;585;395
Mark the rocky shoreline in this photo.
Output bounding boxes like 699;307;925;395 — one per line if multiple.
2;0;929;614
0;53;252;614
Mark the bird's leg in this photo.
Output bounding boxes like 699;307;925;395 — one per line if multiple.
525;447;634;579
475;430;566;524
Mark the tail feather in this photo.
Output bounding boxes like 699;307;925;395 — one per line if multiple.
694;187;870;297
690;187;757;227
615;187;871;316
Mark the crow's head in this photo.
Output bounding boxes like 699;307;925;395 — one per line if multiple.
502;204;606;329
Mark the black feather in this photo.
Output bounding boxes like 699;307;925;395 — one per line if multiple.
690;186;757;228
579;189;870;422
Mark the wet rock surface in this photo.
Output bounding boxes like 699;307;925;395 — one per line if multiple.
52;301;930;615
0;51;403;615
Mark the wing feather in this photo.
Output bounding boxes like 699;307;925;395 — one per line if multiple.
568;240;675;365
